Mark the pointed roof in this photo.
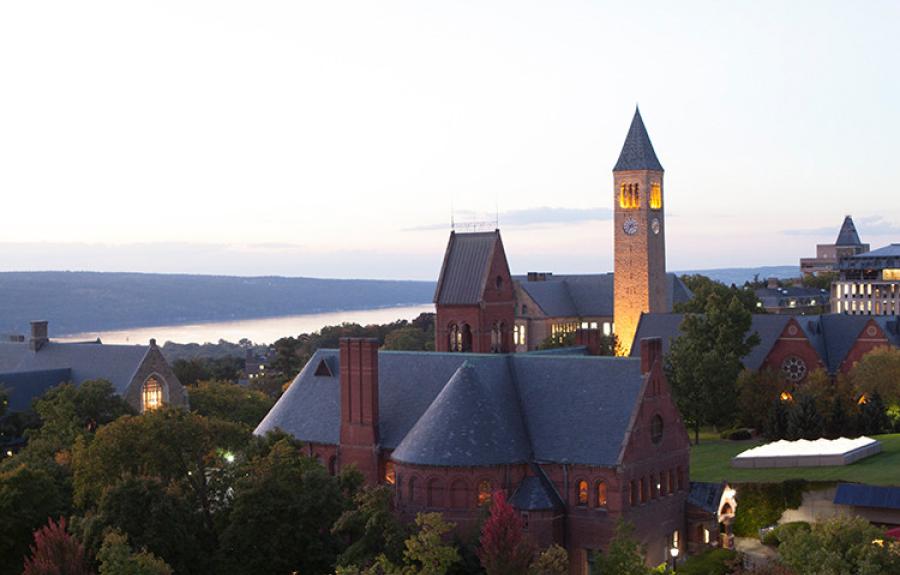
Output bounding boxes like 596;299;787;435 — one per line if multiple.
433;230;506;305
613;108;664;172
835;216;862;246
390;361;531;466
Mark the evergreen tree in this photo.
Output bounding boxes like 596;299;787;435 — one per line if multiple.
857;392;891;436
764;398;789;441
787;394;823;440
826;395;851;439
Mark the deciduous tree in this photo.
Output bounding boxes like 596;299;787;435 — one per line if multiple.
187;380;274;428
478;491;534;575
22;517;91;575
778;515;900;575
97;531;172;575
0;465;67;575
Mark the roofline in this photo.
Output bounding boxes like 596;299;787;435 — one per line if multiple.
432;231;456;304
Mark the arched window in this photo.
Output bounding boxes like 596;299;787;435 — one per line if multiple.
384;461;396;485
427;478;444;508
408;476;418;504
142;376;164;412
491;322;501;353
596;481;608;508
461;324;473;352
619;183;628;208
577;480;589;506
450;479;468;509
477;480;492;506
448;323;462;352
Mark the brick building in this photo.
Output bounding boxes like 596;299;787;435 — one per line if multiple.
256;336;705;573
433;109;689;356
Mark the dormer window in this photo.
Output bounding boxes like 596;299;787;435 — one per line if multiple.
314;359;333;377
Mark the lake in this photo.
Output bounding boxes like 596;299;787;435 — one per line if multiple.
57;304;434;345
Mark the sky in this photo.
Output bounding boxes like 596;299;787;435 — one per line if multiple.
1;1;898;280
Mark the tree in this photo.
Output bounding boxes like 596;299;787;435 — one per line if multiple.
21;517;91;575
383;327;434;351
216;439;354;575
850;347;900;407
528;545;568;575
97;531;172;575
675;274;761;315
665;294;760;443
187;380;274;428
0;465;67;575
591;520;653;575
765;398;790;441
172;356;245;386
786;394;824;440
800;272;838;291
332;486;408;569
736;368;783;430
72;408;249;533
77;476;209;574
778;515;900;575
856;392;892;436
478;491;534;575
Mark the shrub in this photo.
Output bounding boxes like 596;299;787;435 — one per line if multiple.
677;548;737;575
761;521;810;546
732;481;806;537
720;428;753;441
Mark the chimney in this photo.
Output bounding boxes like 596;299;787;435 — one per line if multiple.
29;321;49;351
339;338;380;485
575;328;601;356
640;337;663;374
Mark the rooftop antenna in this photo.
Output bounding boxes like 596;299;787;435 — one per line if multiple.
495;193;500;230
450;196;456;231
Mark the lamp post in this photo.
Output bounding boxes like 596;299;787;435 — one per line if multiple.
670;546;679;573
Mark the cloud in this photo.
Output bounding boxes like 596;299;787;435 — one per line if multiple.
405;206;612;231
782;216;900;237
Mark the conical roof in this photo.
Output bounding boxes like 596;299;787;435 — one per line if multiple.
613;107;663;172
390;361;531;466
835;216;862;246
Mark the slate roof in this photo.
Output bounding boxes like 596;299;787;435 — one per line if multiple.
0;341;150;399
0;369;71;412
515;273;691;318
835;216;863;246
632;313;900;375
509;473;566;511
834;483;900;510
687;482;725;514
613;108;664;172
434;231;502;305
255;350;647;467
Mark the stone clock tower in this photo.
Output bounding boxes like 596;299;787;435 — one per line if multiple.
613;108;667;355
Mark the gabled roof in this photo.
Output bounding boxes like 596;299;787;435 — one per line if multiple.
392;362;531;466
633;313;900;375
433;231;503;305
687;482;725;515
0;341;149;397
835;216;863;246
509;473;565;511
834;483;900;510
515;273;691;318
613;108;664;172
255;350;647;467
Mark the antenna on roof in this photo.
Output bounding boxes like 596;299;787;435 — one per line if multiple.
450;196;456;231
495;193;500;230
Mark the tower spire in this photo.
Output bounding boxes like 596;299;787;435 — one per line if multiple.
613;107;664;172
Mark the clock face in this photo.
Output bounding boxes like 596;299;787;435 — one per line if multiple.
623;217;638;236
651;218;661;235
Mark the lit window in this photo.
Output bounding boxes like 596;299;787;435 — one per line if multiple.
603;322;611;336
703;528;710;544
577;480;589;506
650;183;662;209
384;461;396;485
596;481;608;508
513;324;527;346
477;480;492;506
672;530;680;549
885;269;900;281
142;377;164;412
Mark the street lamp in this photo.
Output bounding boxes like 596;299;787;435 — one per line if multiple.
670;546;679;573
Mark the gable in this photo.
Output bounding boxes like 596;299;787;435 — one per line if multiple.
433;231;505;305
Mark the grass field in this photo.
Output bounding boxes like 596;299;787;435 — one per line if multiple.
690;433;900;486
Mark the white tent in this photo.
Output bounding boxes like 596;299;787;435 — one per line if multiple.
731;437;882;468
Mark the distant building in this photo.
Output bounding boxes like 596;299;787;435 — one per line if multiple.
754;278;830;314
800;215;869;276
0;321;186;414
239;349;272;386
632;313;900;383
832;244;900;316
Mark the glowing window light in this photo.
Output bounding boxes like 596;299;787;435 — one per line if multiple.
650;183;662;209
142;378;163;412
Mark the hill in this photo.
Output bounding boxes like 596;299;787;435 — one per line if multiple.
0;272;435;336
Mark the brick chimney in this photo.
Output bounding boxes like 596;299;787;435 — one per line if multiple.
339;338;380;485
640;337;663;374
29;321;49;351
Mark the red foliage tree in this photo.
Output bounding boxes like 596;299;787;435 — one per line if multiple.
22;517;93;575
477;491;535;575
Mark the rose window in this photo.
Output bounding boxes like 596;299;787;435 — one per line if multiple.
781;356;807;382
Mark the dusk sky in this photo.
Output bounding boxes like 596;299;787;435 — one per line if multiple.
1;1;898;280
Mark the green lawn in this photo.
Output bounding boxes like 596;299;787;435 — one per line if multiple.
690;434;900;486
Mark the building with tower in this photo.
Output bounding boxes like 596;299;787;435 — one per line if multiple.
800;215;870;277
432;108;686;355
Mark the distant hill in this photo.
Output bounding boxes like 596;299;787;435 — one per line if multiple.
0;266;800;337
0;272;435;336
675;265;799;286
